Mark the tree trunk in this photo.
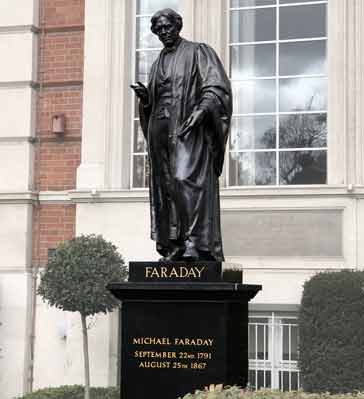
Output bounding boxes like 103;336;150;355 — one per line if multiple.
81;313;90;399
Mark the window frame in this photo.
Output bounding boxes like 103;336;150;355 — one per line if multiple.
226;0;328;187
79;1;360;193
248;312;301;391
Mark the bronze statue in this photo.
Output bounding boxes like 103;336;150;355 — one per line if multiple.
131;9;232;262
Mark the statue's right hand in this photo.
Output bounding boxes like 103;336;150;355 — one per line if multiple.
130;82;149;105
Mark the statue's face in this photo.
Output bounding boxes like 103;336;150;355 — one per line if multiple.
153;16;180;47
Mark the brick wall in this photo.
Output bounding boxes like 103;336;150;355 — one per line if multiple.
40;32;84;83
35;86;82;191
33;0;84;266
32;204;76;265
43;0;84;27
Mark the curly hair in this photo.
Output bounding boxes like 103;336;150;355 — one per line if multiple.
150;8;183;34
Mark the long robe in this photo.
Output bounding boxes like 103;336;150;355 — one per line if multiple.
139;38;232;261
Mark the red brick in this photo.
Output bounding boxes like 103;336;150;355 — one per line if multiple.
32;204;76;266
33;1;84;265
42;0;84;28
39;32;84;83
34;141;81;191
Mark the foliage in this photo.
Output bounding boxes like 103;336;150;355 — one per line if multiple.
262;113;326;185
298;270;364;393
14;385;119;399
37;234;127;316
181;385;364;399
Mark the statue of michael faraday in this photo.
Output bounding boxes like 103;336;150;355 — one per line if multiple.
131;8;232;262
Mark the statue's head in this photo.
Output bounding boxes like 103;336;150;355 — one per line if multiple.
151;8;183;48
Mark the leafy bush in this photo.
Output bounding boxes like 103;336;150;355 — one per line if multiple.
14;385;119;399
181;385;364;399
298;270;364;393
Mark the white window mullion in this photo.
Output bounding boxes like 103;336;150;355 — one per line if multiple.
255;323;258;388
130;0;138;189
276;0;280;185
263;323;267;387
288;324;292;391
271;313;277;388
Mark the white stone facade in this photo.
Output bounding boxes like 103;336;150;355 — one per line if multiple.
0;1;38;397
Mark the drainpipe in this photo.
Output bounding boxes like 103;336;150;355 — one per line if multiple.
23;265;39;393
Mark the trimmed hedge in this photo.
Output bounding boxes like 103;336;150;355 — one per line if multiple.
182;385;364;399
298;270;364;393
14;385;119;399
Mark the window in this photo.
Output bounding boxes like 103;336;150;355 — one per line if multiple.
228;0;327;186
248;313;300;391
132;0;180;188
131;0;327;188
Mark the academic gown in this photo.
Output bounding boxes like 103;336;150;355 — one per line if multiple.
139;38;232;261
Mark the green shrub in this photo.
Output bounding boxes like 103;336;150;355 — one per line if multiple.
298;270;364;393
181;385;364;399
14;385;119;399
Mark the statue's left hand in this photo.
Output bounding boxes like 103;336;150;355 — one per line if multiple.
178;109;206;138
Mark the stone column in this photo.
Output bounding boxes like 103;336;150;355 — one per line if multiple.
194;0;228;63
328;0;364;186
77;0;134;190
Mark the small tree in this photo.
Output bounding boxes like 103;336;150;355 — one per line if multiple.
37;235;127;399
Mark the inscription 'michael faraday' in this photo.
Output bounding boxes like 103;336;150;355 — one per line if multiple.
145;265;206;279
133;337;214;346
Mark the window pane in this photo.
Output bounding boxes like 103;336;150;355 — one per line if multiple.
231;0;275;6
282;325;291;360
248;323;268;359
231;116;276;150
248;324;256;358
279;371;299;391
280;41;326;76
280;4;326;40
279;77;327;112
230;8;276;43
136;50;159;83
290;325;299;361
230;152;276;185
280;0;323;3
248;370;272;390
133;155;148;187
257;324;268;359
279;150;326;184
133;120;147;153
233;80;276;114
230;44;275;79
136;16;161;48
137;0;180;15
257;370;271;389
279;113;327;149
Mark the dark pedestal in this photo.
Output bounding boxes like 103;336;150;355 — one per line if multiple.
108;262;261;399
